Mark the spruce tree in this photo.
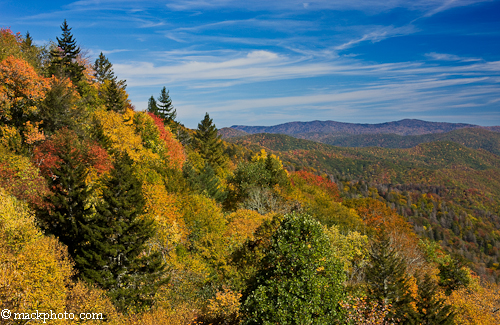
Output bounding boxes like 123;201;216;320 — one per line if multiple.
156;87;176;123
35;131;91;257
74;154;166;312
365;232;416;323
192;112;225;169
93;52;115;84
147;95;159;116
23;31;33;48
102;78;128;113
47;19;85;84
411;274;455;325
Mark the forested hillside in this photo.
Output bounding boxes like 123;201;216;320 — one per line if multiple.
299;128;500;154
1;24;500;324
229;133;500;281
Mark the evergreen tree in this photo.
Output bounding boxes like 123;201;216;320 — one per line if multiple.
147;95;159;116
74;154;166;312
35;131;91;257
184;162;227;203
438;255;471;295
243;213;346;324
23;31;33;48
103;78;128;113
192;112;225;169
47;19;85;84
39;77;82;134
93;52;115;84
156;87;176;123
365;232;416;323
411;274;455;325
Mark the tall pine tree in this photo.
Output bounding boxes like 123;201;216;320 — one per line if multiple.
192;112;225;169
102;78;128;113
93;52;115;84
47;19;85;85
147;95;159;116
365;232;416;323
156;87;176;124
74;153;166;312
35;130;91;257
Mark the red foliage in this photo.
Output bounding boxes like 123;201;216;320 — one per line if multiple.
33;128;111;179
147;112;185;170
293;170;341;201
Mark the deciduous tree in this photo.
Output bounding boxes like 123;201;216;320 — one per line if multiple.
242;213;345;324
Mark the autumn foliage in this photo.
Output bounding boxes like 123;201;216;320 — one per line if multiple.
0;56;50;126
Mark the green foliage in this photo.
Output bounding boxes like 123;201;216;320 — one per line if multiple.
157;87;176;124
228;152;289;210
47;20;85;85
102;78;128;112
438;255;471;295
34;130;92;258
242;213;346;325
184;162;227;203
147;95;159;115
365;232;416;323
38;76;83;134
93;52;116;84
75;153;167;313
192;112;226;170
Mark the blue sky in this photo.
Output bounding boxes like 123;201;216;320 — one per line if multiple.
2;0;500;128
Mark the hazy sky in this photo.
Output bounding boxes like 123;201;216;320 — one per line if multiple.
2;0;500;128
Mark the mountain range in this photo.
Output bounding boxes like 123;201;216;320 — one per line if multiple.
225;119;500;137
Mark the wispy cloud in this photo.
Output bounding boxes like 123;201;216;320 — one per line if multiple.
425;52;482;62
334;25;418;51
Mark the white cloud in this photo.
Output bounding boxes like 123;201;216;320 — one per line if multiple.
425;52;482;62
335;25;418;51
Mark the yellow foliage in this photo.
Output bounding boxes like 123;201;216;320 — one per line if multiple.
203;287;242;323
325;225;368;283
1;236;73;315
0;124;22;150
447;281;500;325
65;281;120;324
123;305;197;325
225;209;271;247
251;148;286;174
143;183;186;261
0;187;40;250
92;110;160;167
0;189;73;317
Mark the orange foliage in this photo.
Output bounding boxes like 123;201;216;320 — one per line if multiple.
147;112;186;170
0;56;50;124
349;198;427;274
293;170;341;201
341;297;394;324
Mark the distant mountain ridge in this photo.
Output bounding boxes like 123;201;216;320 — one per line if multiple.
230;119;500;136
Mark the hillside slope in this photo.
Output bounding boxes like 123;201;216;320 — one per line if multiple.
228;133;500;280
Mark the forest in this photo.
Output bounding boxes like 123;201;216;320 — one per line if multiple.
1;22;500;324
